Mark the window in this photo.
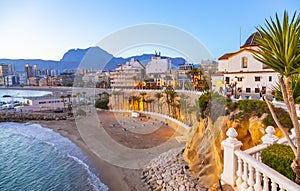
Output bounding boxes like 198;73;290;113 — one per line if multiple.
242;57;248;68
269;76;272;82
255;77;261;82
255;88;260;93
225;77;230;84
237;77;243;82
246;88;251;93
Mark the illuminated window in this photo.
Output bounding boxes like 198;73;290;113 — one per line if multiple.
242;57;248;68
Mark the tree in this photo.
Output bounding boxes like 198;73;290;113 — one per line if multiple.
254;11;300;183
154;92;163;113
66;94;72;113
140;92;147;111
164;88;178;117
60;95;66;109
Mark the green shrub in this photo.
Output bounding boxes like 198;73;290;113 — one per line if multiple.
261;144;295;181
95;99;109;109
262;107;293;129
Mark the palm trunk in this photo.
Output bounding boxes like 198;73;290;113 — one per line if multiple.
264;96;296;154
284;78;300;184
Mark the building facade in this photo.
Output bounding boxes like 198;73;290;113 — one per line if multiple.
0;64;12;77
218;32;278;97
4;75;20;86
110;58;145;89
19;96;70;112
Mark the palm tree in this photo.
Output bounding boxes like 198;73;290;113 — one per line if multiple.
66;94;71;103
60;95;66;109
164;89;178;117
154;92;163;113
140;92;147;111
147;98;155;112
66;94;72;113
254;11;300;183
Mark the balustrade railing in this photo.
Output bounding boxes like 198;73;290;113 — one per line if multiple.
221;126;300;191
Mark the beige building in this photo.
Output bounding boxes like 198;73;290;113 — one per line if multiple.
110;58;145;89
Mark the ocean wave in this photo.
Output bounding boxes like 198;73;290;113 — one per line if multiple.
67;154;108;191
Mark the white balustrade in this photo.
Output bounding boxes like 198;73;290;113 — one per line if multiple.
261;126;279;146
222;127;300;191
221;128;243;186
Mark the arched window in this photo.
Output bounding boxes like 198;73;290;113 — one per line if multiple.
242;57;248;68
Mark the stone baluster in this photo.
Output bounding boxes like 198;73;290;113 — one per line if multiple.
247;164;255;191
254;170;263;191
279;185;286;191
236;156;243;186
242;161;249;189
221;128;243;186
271;179;277;191
263;174;269;191
261;126;279;146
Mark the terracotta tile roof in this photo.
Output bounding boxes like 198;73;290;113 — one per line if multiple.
218;52;238;60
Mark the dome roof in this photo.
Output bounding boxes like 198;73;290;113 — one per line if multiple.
241;32;261;47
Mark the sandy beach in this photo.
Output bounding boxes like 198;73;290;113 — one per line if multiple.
29;110;184;191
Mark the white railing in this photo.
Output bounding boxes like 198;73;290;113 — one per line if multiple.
108;109;191;130
272;98;300;117
221;126;300;191
110;88;204;96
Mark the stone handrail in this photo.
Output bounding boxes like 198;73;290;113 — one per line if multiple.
221;127;300;191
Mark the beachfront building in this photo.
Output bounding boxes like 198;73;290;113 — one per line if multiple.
218;32;278;97
110;58;145;89
18;96;70;112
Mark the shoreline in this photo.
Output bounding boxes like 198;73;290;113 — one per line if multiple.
29;119;146;191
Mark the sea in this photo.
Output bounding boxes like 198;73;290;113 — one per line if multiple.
0;89;108;191
0;122;108;191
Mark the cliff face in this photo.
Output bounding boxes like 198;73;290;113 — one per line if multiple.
183;113;285;187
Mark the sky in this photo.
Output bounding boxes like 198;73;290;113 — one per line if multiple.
0;0;298;61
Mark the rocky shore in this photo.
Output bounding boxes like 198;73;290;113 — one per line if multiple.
0;111;71;122
141;147;209;191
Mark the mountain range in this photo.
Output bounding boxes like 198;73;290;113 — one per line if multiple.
0;47;186;72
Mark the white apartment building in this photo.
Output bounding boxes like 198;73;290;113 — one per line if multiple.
145;52;175;87
146;53;171;75
110;58;145;89
218;32;278;97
